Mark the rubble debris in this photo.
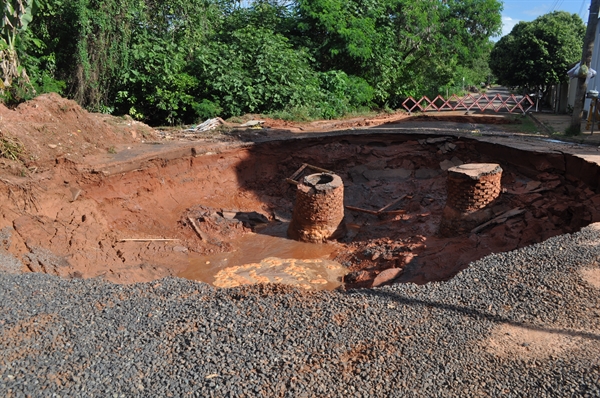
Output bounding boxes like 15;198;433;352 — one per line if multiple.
372;268;403;287
226;210;269;228
471;208;526;234
240;120;265;127
185;117;225;133
439;142;456;153
418;137;453;145
182;206;260;253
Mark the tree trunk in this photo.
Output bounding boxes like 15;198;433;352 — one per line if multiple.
570;0;600;134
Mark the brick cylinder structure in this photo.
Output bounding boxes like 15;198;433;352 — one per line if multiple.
288;173;346;243
439;163;502;236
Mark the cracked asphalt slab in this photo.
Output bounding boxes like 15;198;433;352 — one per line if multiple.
1;224;600;397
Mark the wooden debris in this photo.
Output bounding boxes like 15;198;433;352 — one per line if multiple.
345;194;408;216
471;208;525;234
119;238;180;242
345;205;381;215
188;216;206;240
377;194;407;213
286;163;334;185
383;210;408;216
345;206;407;216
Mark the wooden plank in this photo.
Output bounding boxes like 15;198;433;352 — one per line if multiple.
119;238;179;242
305;164;334;174
381;209;407;215
377;194;407;213
188;216;206;240
288;163;308;181
345;205;381;215
286;163;334;185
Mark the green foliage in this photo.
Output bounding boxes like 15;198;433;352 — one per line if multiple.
294;0;502;106
116;36;201;124
0;0;38;102
195;26;323;117
5;0;504;125
193;99;223;120
490;11;585;95
316;70;374;119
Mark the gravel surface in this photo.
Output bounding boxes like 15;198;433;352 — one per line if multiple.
1;225;600;397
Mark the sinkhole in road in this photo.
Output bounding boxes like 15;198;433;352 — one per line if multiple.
8;132;600;290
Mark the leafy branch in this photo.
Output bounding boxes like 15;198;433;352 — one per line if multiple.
0;0;37;96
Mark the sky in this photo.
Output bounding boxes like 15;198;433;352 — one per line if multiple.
498;0;591;38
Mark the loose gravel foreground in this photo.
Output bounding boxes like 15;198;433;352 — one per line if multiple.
1;224;600;397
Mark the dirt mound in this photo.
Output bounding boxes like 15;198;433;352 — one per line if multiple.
0;93;158;173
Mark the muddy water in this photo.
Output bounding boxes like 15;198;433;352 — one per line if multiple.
179;223;345;290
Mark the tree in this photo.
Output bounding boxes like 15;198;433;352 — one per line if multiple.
293;0;502;106
490;11;585;99
0;0;37;101
17;0;504;124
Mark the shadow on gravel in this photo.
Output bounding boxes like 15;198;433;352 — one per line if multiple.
363;289;600;342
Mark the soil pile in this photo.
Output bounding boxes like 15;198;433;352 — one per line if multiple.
0;93;157;173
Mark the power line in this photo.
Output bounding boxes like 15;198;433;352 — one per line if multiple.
554;0;566;10
580;0;589;17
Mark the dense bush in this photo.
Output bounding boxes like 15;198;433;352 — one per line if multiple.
2;0;503;124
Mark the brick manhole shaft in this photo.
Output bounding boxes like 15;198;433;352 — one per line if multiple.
288;173;346;243
439;163;502;236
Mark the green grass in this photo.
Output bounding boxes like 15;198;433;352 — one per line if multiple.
518;114;544;134
500;114;546;135
266;106;383;122
564;125;582;136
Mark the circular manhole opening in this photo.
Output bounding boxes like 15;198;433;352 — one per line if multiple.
305;173;334;186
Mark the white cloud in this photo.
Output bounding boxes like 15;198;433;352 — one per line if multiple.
491;16;521;41
501;16;520;37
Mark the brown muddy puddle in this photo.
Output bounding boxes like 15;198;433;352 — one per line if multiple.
179;223;344;290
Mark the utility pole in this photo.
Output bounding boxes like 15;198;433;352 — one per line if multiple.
570;0;600;134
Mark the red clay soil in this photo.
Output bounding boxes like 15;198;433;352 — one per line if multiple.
0;93;157;172
1;94;599;289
